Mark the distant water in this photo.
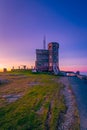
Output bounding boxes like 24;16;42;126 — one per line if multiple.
80;72;87;76
68;77;87;130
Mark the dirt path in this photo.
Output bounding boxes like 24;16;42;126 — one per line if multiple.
57;77;80;130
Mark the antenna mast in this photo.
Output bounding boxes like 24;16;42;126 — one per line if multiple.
43;35;46;50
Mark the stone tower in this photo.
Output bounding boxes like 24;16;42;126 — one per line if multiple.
48;42;59;71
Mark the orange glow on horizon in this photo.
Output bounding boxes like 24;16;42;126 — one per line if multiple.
0;64;87;73
0;62;35;72
60;65;87;72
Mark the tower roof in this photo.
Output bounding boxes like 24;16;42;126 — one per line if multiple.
48;42;59;48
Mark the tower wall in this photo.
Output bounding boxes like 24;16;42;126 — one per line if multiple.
48;42;59;71
35;49;49;71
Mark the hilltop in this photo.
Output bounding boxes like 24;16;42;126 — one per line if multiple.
0;70;79;130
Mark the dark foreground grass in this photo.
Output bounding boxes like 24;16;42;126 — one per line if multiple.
0;71;65;130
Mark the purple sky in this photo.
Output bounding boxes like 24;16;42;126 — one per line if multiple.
0;0;87;72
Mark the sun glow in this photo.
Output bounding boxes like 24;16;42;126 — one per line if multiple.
0;61;35;72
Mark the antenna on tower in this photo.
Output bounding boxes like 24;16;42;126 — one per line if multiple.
43;35;46;50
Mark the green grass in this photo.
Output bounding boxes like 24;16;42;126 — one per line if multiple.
0;71;65;130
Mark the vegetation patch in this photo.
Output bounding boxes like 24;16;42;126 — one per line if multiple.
0;71;66;129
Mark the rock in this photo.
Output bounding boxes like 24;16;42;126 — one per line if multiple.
0;79;9;84
2;94;22;103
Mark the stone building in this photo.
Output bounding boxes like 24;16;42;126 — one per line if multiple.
35;49;49;71
35;41;59;73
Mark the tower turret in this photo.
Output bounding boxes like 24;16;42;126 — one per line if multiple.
48;42;59;73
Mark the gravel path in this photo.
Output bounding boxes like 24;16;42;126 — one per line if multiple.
58;77;80;130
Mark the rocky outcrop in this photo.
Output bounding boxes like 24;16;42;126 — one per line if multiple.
0;79;9;84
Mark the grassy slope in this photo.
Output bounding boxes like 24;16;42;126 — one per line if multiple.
0;71;65;130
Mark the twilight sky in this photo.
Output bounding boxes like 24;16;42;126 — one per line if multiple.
0;0;87;72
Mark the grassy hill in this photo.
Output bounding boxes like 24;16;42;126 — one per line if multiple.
0;70;66;129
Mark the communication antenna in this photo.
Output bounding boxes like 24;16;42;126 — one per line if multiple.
43;35;46;50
